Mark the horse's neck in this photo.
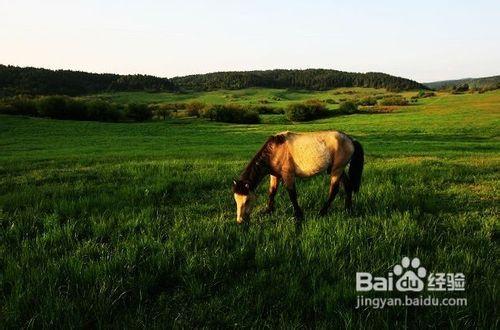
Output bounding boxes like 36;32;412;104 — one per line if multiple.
242;154;269;191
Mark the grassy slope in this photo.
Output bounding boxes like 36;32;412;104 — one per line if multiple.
0;90;499;328
425;75;500;90
90;87;396;108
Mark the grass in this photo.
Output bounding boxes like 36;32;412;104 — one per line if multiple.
89;87;391;109
0;89;499;328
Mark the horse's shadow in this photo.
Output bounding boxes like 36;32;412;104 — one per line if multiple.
250;160;494;230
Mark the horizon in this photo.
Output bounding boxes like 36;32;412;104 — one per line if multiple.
1;0;499;82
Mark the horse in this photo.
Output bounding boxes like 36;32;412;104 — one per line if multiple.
232;131;364;224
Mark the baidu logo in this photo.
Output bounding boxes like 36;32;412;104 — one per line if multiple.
356;257;465;292
393;257;426;292
355;256;467;309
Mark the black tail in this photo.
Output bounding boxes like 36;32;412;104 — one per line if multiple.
348;139;364;193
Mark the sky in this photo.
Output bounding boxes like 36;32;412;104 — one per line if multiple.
0;0;499;82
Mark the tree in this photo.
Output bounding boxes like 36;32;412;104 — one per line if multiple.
125;103;153;122
185;101;206;117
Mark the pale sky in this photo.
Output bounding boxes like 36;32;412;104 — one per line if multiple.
1;0;498;82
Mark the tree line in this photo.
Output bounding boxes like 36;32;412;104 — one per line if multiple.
0;65;427;97
171;69;428;92
0;95;154;122
424;75;500;91
0;65;176;96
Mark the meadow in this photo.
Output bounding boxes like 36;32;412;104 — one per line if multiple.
91;87;412;109
0;88;499;328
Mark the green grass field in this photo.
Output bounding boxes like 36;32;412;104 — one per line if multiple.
0;89;499;328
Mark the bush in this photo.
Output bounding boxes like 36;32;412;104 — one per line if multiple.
324;98;338;104
65;98;92;120
378;96;409;106
0;101;15;115
200;106;216;121
251;105;283;114
287;104;311;122
356;97;377;106
0;95;131;122
125;103;153;122
452;84;469;94
13;96;38;116
36;96;123;122
106;105;123;122
152;104;172;120
305;99;327;107
0;96;38;116
37;96;70;119
338;101;358;114
201;104;260;124
475;86;499;94
285;100;328;121
86;99;123;122
417;90;436;98
152;103;186;114
185;101;205;117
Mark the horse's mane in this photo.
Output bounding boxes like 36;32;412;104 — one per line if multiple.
238;134;286;191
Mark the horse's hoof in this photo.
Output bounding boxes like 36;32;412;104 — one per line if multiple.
262;208;274;215
294;219;303;231
294;212;304;222
319;208;328;216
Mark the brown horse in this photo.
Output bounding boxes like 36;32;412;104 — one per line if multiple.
232;131;364;224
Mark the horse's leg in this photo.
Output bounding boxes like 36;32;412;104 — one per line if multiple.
264;175;279;214
283;174;304;221
287;184;304;221
342;173;353;211
319;168;343;216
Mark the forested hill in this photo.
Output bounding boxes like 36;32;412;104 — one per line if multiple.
424;75;500;90
171;69;428;91
0;65;177;96
0;65;427;96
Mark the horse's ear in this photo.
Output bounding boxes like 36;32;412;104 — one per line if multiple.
233;179;237;186
274;134;286;144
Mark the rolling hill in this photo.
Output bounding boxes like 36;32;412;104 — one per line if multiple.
425;75;500;90
171;69;428;92
0;65;177;96
0;65;428;96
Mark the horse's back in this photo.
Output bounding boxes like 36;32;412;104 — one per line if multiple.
279;131;353;177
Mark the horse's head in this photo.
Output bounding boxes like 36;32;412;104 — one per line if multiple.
232;179;255;224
